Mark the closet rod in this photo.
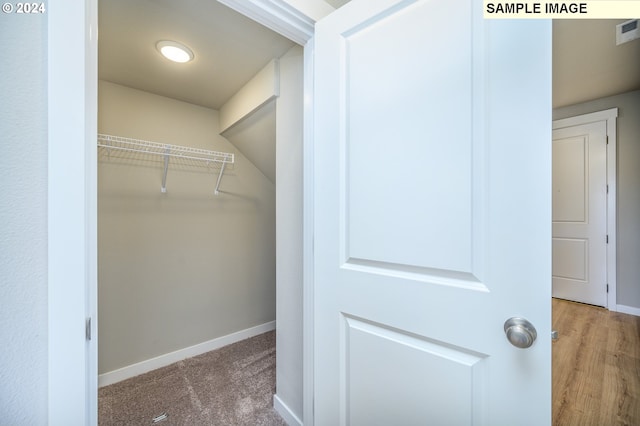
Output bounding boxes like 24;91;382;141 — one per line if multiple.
97;133;234;194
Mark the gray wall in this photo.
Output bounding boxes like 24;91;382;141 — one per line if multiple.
98;81;276;373
554;90;640;311
0;9;49;424
275;46;304;421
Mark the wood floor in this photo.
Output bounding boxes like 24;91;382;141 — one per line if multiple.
552;298;640;426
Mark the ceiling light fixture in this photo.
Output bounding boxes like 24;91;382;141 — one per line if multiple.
156;40;194;63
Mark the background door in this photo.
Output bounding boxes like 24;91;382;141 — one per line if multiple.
313;0;552;424
552;121;608;307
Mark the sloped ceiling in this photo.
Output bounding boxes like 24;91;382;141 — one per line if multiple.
98;0;295;110
222;100;277;183
98;0;295;182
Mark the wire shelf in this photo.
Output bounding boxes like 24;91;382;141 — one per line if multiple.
97;133;234;195
97;134;234;165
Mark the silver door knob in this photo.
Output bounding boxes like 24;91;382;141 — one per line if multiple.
504;317;537;348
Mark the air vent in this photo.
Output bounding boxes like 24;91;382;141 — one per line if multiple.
616;19;639;45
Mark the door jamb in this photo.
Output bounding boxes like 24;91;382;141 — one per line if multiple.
216;5;320;425
552;108;618;311
48;1;98;425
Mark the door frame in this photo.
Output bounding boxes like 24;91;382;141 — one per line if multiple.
48;1;98;425
48;1;318;425
552;108;618;311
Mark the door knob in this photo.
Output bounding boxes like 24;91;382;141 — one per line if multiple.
504;317;537;348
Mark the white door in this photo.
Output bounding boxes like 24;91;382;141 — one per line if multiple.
313;1;552;425
552;121;608;306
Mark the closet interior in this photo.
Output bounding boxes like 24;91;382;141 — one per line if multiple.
97;0;304;419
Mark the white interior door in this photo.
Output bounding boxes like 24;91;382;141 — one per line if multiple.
552;121;608;307
313;1;552;425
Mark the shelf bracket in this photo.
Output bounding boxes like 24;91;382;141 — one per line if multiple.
214;162;226;195
161;145;170;193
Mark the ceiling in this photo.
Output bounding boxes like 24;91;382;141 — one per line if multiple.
553;19;640;108
98;0;640;186
98;0;298;183
98;0;295;110
98;3;639;183
100;3;639;112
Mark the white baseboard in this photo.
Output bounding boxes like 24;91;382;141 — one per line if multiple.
273;394;303;426
98;321;276;387
615;304;640;317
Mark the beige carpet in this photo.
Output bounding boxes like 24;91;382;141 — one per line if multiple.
99;331;287;425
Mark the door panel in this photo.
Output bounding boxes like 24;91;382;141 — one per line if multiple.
552;238;587;281
552;121;607;306
314;0;552;424
344;315;487;426
344;0;474;274
553;136;587;222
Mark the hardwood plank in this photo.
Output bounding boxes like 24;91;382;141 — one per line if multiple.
552;298;640;426
599;310;640;425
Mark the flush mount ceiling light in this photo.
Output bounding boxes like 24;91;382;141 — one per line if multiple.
156;40;194;63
